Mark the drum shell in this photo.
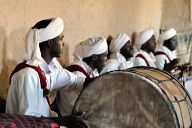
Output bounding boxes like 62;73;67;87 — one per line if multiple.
73;67;192;128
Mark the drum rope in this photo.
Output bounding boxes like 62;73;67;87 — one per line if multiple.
130;69;192;123
174;96;185;127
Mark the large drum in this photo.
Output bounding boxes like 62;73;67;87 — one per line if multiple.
73;67;192;128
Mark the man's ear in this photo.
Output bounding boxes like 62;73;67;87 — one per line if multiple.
91;55;98;61
47;40;53;48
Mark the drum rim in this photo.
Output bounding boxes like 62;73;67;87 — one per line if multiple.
127;70;180;128
128;66;192;103
128;67;192;127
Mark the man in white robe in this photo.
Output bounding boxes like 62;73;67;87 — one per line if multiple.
155;28;179;72
58;37;108;116
134;29;157;67
6;18;89;128
100;33;134;74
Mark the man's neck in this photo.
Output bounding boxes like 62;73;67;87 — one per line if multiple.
84;61;95;71
121;53;133;61
163;44;172;51
41;52;53;64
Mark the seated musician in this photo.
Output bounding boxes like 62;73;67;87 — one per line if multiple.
155;28;179;72
58;37;108;116
5;17;88;128
134;29;157;67
100;33;134;74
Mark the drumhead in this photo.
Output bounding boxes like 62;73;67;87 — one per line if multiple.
73;67;192;128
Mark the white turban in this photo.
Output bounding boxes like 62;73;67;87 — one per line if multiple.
159;28;177;45
73;37;108;61
109;33;130;53
25;17;64;64
136;28;155;48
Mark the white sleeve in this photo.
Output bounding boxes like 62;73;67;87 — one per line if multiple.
100;60;119;75
100;66;113;75
72;71;86;78
155;55;166;70
134;57;148;67
19;70;42;117
50;67;85;92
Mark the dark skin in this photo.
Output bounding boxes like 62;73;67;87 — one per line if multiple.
40;33;65;64
83;51;108;73
51;114;88;128
141;35;157;54
163;35;180;72
163;35;178;51
120;40;134;61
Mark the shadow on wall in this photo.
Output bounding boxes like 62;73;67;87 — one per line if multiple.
0;27;16;99
0;27;27;99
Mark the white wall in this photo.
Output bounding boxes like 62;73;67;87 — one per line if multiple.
0;0;162;98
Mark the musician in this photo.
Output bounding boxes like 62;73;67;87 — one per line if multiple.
100;33;134;74
58;37;108;116
155;28;179;72
6;17;88;128
134;29;157;67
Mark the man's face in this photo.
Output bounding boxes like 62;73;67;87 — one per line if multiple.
94;51;108;72
166;35;178;51
146;35;157;53
120;40;134;59
50;33;64;58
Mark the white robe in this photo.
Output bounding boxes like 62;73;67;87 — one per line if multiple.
100;52;133;74
155;46;177;70
6;58;84;117
58;60;99;116
134;50;156;67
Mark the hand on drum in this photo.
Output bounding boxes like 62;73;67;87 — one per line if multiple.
164;58;180;72
83;78;95;88
56;113;89;128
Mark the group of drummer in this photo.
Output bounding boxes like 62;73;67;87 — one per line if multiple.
5;17;181;127
59;27;180;116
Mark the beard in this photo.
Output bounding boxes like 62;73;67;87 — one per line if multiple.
51;50;62;58
121;53;133;60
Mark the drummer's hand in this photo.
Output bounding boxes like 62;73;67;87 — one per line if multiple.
164;58;180;72
83;78;95;88
170;58;180;67
51;110;58;117
58;114;89;128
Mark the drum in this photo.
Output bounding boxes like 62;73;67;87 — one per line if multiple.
73;67;192;128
